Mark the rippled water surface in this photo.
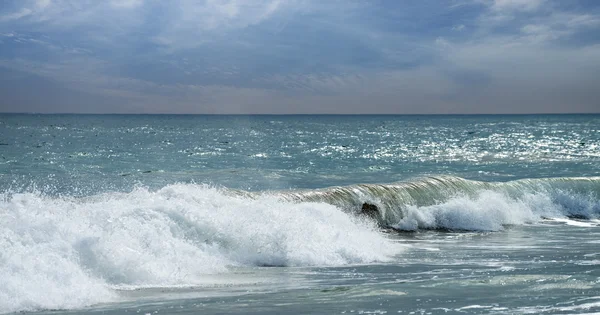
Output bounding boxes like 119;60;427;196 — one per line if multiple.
1;114;599;193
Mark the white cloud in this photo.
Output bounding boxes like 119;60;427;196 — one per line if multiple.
152;0;285;50
520;24;561;42
452;24;466;31
0;8;33;22
518;12;600;43
477;0;546;24
564;13;600;28
473;0;600;45
0;1;64;24
491;0;544;12
110;0;144;9
35;0;52;10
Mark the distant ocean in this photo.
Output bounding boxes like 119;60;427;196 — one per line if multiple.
1;114;599;314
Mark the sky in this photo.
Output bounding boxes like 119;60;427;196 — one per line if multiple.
0;0;599;114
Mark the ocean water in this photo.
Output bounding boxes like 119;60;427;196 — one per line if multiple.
1;114;599;314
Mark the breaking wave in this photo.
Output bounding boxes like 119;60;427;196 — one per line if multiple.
0;185;397;313
280;176;600;231
1;175;599;313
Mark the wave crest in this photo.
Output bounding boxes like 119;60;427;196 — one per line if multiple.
0;185;397;313
279;176;600;230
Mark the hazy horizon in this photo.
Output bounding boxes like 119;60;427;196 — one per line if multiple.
2;112;600;116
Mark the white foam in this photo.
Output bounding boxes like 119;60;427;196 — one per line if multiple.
456;304;493;310
392;190;569;231
0;185;400;313
551;218;597;227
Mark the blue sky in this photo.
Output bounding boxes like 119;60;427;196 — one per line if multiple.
0;0;599;113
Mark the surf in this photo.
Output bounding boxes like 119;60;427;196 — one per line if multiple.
0;184;398;313
1;175;599;313
278;175;600;231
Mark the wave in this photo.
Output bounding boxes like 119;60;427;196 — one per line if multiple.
0;185;398;313
1;175;599;313
278;176;600;230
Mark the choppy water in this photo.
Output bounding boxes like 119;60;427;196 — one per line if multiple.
1;114;599;314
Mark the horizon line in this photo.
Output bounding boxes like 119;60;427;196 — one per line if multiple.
1;112;599;116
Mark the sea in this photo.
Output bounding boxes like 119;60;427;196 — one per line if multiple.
1;114;599;315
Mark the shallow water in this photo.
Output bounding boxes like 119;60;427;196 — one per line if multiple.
1;114;599;314
23;222;600;315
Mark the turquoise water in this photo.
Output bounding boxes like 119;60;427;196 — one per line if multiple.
1;114;599;314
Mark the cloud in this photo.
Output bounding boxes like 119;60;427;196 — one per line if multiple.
0;8;33;22
35;0;52;10
0;0;51;22
477;0;547;24
151;0;286;51
110;0;144;9
515;12;600;44
491;0;545;12
469;0;600;46
452;24;466;31
520;24;559;42
0;0;599;113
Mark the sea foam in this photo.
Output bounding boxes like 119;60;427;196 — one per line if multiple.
393;190;599;231
0;184;398;313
